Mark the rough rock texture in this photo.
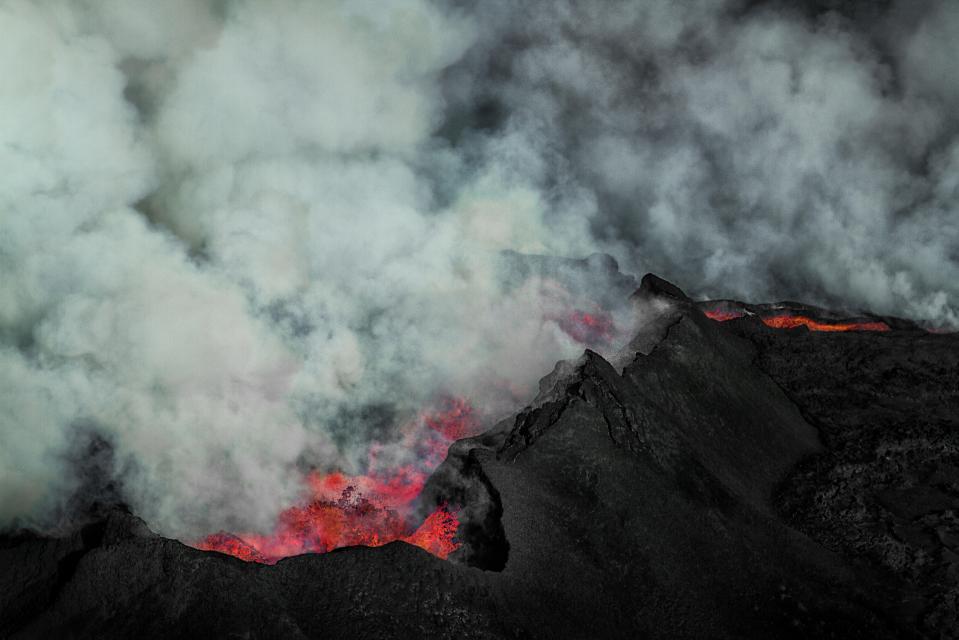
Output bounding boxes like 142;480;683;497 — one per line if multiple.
722;318;959;638
3;275;954;639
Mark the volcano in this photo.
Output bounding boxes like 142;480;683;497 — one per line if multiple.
2;274;958;639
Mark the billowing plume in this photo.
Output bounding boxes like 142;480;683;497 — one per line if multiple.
445;0;959;324
1;0;957;539
0;0;613;538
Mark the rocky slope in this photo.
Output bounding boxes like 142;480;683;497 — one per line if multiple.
3;275;956;639
729;318;959;637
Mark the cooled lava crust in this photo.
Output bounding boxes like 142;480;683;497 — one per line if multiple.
2;274;957;639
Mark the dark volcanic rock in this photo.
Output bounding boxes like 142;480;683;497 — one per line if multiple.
720;317;959;638
423;284;896;639
3;274;954;638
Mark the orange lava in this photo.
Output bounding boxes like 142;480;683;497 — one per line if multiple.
760;315;890;332
195;399;479;564
703;309;744;322
404;504;462;559
704;307;890;332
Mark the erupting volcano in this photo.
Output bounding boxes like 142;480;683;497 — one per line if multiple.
196;399;479;563
4;273;959;639
196;299;895;566
6;0;959;636
195;307;618;565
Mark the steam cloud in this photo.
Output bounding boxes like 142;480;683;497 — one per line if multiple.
1;0;957;538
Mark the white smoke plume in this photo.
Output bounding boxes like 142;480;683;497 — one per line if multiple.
1;0;957;538
0;0;613;538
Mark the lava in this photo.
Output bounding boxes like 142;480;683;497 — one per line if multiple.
195;399;479;564
759;315;890;332
403;504;462;559
703;308;890;332
704;309;745;322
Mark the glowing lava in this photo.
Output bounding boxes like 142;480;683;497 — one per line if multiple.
759;315;890;332
195;399;479;564
704;307;890;332
197;300;618;564
704;309;745;322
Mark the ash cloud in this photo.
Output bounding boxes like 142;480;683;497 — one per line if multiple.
0;0;614;538
0;0;956;538
445;0;959;324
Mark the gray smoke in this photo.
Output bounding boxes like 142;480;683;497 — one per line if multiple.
1;0;956;539
444;0;959;323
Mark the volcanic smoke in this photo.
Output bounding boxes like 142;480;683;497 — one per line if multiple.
3;1;959;636
3;0;959;576
198;301;897;565
195;399;478;562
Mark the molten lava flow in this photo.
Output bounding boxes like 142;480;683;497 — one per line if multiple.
197;532;269;563
703;309;744;322
558;309;616;345
195;399;480;564
760;315;890;332
703;307;890;332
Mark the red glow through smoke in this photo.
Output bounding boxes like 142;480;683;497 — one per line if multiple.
558;309;616;345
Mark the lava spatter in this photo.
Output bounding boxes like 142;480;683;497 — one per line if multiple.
195;399;479;563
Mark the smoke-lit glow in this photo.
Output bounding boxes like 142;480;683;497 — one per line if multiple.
557;310;616;345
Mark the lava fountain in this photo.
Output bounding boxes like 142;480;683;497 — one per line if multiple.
195;399;479;563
